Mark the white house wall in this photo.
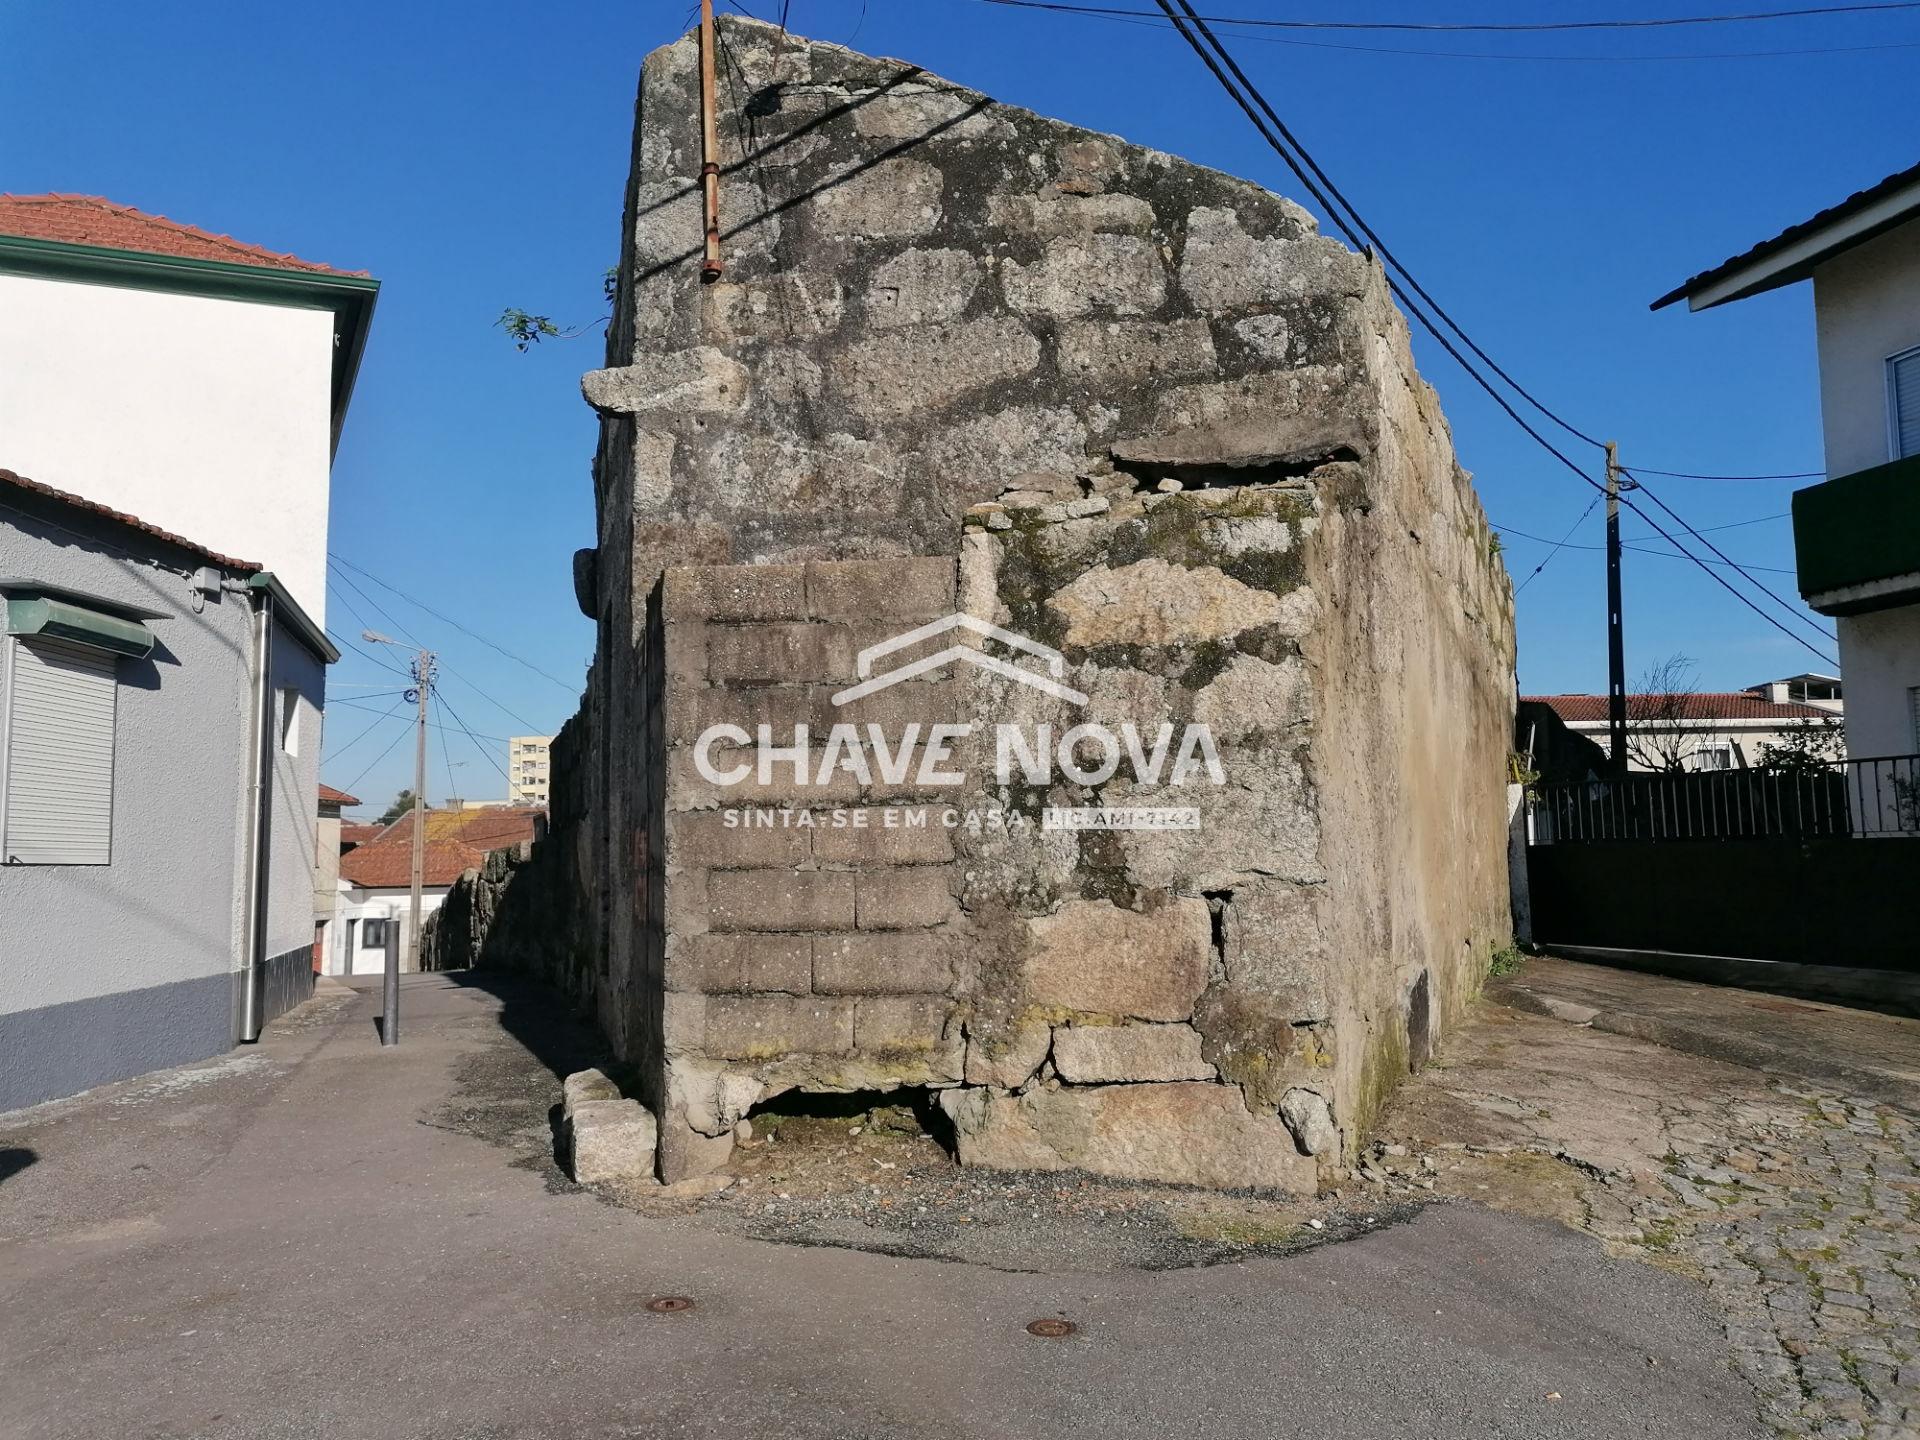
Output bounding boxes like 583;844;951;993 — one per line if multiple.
1837;607;1920;757
1813;222;1920;479
0;274;335;625
331;885;450;977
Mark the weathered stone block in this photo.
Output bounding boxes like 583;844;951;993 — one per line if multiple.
811;807;954;864
1047;558;1299;648
705;995;854;1058
805;558;955;622
830;316;1040;422
1051;1024;1215;1084
813;932;952;995
1056;319;1217;387
562;1068;622;1121
669;810;810;868
855;867;958;929
1024;897;1210;1021
866;247;982;329
709;870;855;933
663;563;807;622
811;156;943;239
963;1023;1051;1090
665;683;827;745
706;622;859;684
667;747;864;809
1001;234;1166;318
940;1082;1315;1192
853;996;954;1055
1280;1086;1338;1157
666;934;812;995
569;1098;659;1185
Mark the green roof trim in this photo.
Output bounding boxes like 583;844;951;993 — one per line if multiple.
247;571;340;664
0;232;379;455
4;594;155;659
1792;453;1920;612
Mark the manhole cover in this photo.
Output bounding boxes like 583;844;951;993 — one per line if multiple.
644;1296;695;1314
1025;1318;1076;1338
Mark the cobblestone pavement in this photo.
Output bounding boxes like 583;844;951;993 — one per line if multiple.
1380;998;1920;1440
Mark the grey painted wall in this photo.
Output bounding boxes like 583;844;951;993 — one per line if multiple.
0;494;326;1111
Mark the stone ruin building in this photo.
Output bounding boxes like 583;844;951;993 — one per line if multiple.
435;16;1517;1189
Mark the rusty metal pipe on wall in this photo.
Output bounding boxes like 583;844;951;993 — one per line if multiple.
699;0;724;282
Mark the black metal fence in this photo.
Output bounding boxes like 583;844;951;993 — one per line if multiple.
1529;754;1920;843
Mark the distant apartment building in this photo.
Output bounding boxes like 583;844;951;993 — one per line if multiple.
508;735;552;805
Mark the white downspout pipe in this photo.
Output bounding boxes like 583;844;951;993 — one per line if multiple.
234;585;275;1043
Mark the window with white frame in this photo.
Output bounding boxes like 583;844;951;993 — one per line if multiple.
1;637;118;865
1692;742;1734;772
1892;345;1920;461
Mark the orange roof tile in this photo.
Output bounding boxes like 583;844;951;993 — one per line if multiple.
1522;693;1835;724
1;466;261;570
0;193;368;277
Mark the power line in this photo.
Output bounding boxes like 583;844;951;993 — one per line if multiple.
329;696;511;745
1510;494;1601;594
1152;0;1838;668
338;717;416;795
322;695;410;764
1063;10;1920;61
432;685;517;790
327;558;424;649
328;553;580;695
1501;520;1797;573
1616;465;1825;480
984;0;1920;32
1621;469;1837;641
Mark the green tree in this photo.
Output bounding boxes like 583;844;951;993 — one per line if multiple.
378;789;417;825
1754;715;1846;773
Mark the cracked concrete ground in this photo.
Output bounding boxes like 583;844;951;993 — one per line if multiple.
0;971;1759;1440
1376;961;1920;1440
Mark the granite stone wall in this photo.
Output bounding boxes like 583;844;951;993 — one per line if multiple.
455;16;1516;1189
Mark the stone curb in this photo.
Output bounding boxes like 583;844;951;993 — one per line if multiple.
1487;979;1920;1111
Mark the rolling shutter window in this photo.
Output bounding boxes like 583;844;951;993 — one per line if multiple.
1893;348;1920;460
2;637;117;864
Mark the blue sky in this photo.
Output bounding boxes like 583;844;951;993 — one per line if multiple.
5;0;1914;813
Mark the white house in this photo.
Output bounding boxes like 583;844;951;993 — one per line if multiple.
1522;676;1842;773
331;806;542;977
0;197;376;1111
0;194;379;626
1654;162;1920;769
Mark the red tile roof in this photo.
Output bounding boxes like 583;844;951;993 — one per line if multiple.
0;194;368;277
318;784;362;808
0;466;261;571
339;823;382;849
339;806;544;890
1522;693;1835;724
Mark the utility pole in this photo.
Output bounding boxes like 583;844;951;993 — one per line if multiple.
1605;441;1629;777
698;0;724;282
401;648;434;1039
361;629;431;1048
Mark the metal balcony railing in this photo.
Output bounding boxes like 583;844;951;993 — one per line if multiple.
1528;755;1920;843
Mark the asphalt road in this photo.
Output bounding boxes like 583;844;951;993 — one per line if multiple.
0;973;1764;1440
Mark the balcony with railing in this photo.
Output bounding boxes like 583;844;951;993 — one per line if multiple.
1793;454;1920;615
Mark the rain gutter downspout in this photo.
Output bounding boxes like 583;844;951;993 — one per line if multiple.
235;582;275;1044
